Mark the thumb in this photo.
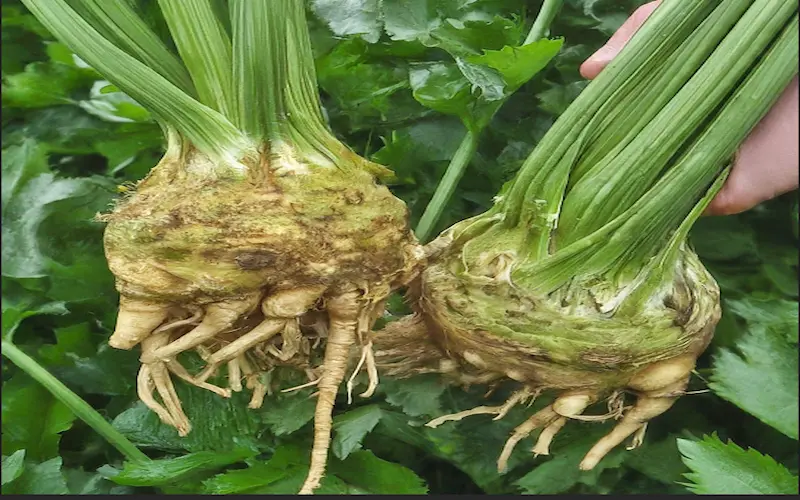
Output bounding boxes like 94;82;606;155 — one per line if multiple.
580;1;661;80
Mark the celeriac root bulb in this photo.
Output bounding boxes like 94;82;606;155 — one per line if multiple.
22;0;423;494
100;32;423;500
104;132;421;429
374;0;798;473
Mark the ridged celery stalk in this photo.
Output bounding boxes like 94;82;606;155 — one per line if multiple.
21;0;423;494
414;0;565;242
376;0;798;472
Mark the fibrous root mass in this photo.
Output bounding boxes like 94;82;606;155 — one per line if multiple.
103;145;423;494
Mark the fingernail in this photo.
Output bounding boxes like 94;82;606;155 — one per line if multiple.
586;45;615;66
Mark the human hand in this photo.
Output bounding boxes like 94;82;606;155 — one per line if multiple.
579;1;799;216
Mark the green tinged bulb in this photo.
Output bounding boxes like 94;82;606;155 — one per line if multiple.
103;140;422;304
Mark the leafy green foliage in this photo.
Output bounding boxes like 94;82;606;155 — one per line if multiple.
63;468;134;494
2;50;95;108
1;291;68;341
624;436;690;491
201;444;348;494
100;449;257;487
381;374;447;417
1;450;26;485
200;443;427;494
201;455;298;494
259;391;318;436
38;323;140;396
332;404;383;459
2;0;797;495
677;435;799;495
710;324;798;440
468;39;564;91
1;374;75;461
1;456;70;494
329;449;429;494
1;139;111;280
112;389;270;453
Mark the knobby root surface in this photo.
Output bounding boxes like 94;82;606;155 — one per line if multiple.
114;285;391;495
418;355;696;474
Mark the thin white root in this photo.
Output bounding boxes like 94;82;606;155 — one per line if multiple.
239;354;254;378
195;345;213;362
578;357;695;470
137;365;175;427
180;317;283;387
240;358;268;407
266;345;283;359
138;334;191;435
348;300;380;399
627;422;648;450
360;345;379;398
426;387;534;428
497;406;558;473
273;320;302;361
532;417;567;457
579;394;679;471
206;318;285;365
457;372;503;386
167;360;231;398
228;357;243;392
495;388;537;421
346;344;369;405
281;378;320;393
526;391;595;458
195;362;220;384
249;382;269;409
153;307;203;334
261;286;325;318
246;373;269;409
193;316;283;393
150;361;191;436
567;391;623;422
426;406;501;428
528;391;595;457
140;294;259;363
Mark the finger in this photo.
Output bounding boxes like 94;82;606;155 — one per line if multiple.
705;77;799;216
580;1;661;80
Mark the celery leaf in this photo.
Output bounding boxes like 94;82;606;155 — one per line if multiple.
710;326;799;440
0;374;76;462
678;435;799;494
332;404;384;460
1;457;69;495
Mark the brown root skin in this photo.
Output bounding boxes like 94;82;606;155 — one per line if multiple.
372;314;456;379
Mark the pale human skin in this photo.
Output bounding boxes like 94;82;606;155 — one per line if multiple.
580;1;799;216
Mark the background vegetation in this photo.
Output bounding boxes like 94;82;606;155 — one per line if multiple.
2;0;797;494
